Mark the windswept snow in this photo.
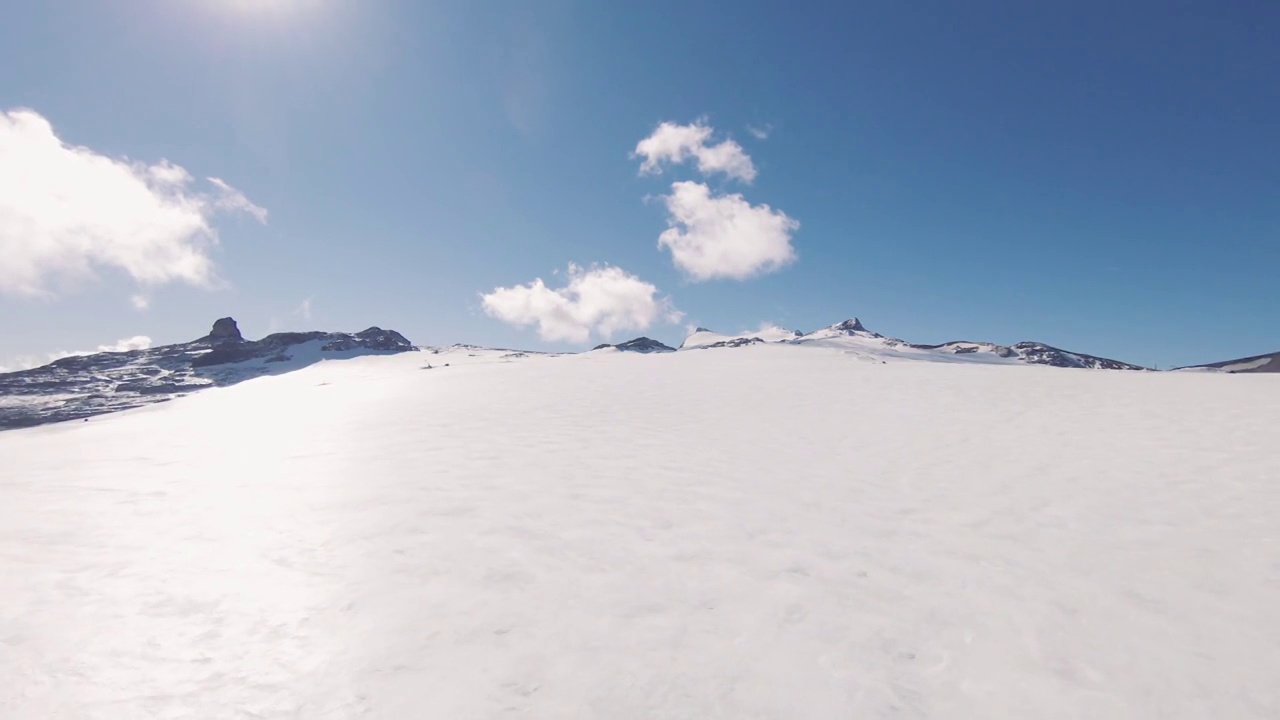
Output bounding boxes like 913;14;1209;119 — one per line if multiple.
1219;357;1273;372
1;344;1278;718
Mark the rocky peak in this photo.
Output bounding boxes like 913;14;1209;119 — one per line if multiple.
206;317;243;343
594;337;676;353
833;318;868;333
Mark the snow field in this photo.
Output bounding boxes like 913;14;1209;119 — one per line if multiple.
2;344;1277;718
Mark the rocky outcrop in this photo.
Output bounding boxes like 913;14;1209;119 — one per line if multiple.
205;317;244;343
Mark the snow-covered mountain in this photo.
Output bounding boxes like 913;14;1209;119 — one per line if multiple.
0;314;1211;431
1179;349;1280;374
0;318;415;430
681;317;1147;370
793;318;1148;370
2;340;1276;718
680;324;803;349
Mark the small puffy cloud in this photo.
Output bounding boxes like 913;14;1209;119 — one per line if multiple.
130;294;150;310
0;108;267;299
633;121;756;183
658;181;798;281
51;335;153;360
481;263;683;344
96;335;153;353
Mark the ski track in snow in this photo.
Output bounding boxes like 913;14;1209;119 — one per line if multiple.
1;344;1278;719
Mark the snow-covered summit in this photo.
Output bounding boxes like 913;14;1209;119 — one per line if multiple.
680;324;803;350
799;317;884;340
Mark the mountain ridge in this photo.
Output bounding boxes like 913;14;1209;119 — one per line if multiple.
6;315;1272;430
670;318;1150;371
0;318;415;430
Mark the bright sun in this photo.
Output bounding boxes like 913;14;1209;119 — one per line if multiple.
217;0;314;18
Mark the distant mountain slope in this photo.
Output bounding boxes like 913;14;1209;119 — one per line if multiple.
683;318;1147;370
1178;350;1280;374
592;337;676;353
0;318;414;429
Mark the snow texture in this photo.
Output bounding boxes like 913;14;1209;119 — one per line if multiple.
2;344;1278;718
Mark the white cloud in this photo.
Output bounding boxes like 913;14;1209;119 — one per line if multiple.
208;177;268;223
481;264;683;344
5;335;156;371
633;121;757;183
0;108;267;299
130;294;151;310
95;335;153;353
50;335;153;360
657;181;799;281
296;297;313;322
747;124;771;140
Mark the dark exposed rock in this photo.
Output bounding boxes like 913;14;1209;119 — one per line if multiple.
833;318;868;333
593;337;676;354
1007;342;1147;371
205;317;244;343
700;337;765;349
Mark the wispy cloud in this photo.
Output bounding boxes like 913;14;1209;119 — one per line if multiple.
93;335;153;354
0;108;267;299
295;297;313;322
746;124;771;140
658;181;798;281
633;120;757;183
130;294;151;311
208;177;268;223
481;263;683;344
4;335;154;372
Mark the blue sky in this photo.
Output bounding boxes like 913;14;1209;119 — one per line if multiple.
1;0;1276;369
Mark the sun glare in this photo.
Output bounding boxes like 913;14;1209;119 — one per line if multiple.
216;0;316;20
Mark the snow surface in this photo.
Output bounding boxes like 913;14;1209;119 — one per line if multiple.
2;344;1278;718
